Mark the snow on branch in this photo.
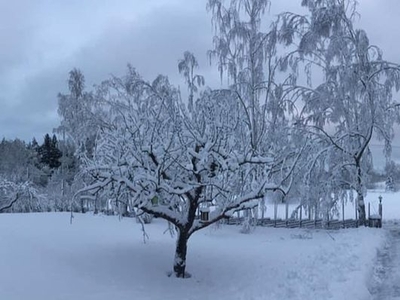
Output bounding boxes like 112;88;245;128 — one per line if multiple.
80;64;300;235
0;179;44;213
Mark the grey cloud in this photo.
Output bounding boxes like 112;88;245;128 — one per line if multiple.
1;1;400;141
357;0;400;64
0;1;37;72
1;70;63;141
72;1;213;84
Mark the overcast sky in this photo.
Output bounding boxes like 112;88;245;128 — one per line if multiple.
1;0;399;142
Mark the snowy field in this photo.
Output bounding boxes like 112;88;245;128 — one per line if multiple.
0;191;399;300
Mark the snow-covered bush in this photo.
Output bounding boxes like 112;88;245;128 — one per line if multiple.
0;179;45;213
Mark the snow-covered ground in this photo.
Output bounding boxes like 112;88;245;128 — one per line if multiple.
0;190;399;300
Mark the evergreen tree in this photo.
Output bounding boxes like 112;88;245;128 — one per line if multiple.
38;134;62;170
29;138;39;152
50;135;62;169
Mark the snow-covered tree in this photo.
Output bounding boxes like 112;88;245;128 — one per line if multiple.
0;179;45;213
57;68;105;156
278;0;400;224
297;137;355;222
0;138;45;185
56;69;112;211
206;0;301;224
38;134;62;170
66;0;307;277
80;64;300;277
178;51;205;114
207;0;292;149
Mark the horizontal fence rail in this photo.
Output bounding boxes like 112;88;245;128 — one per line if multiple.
225;217;359;229
219;197;384;229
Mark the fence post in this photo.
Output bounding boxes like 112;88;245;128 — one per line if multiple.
355;198;358;227
314;203;318;228
368;202;370;227
285;201;289;227
261;198;265;220
378;196;383;228
327;206;330;229
342;198;345;228
299;205;303;228
274;201;278;228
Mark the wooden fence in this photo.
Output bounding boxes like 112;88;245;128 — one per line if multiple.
225;216;359;229
224;196;383;229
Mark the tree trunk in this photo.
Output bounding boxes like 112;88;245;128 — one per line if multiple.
171;185;200;278
80;198;85;214
173;229;189;278
94;195;99;215
356;162;366;226
357;193;366;226
121;201;128;217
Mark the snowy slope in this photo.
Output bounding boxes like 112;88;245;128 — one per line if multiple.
0;212;387;300
368;221;400;299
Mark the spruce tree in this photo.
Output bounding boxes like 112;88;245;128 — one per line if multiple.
38;134;62;169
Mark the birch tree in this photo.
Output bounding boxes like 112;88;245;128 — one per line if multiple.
207;0;300;222
278;0;400;224
178;51;205;115
57;68;104;155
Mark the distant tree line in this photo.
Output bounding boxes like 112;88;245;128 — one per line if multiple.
0;134;79;212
